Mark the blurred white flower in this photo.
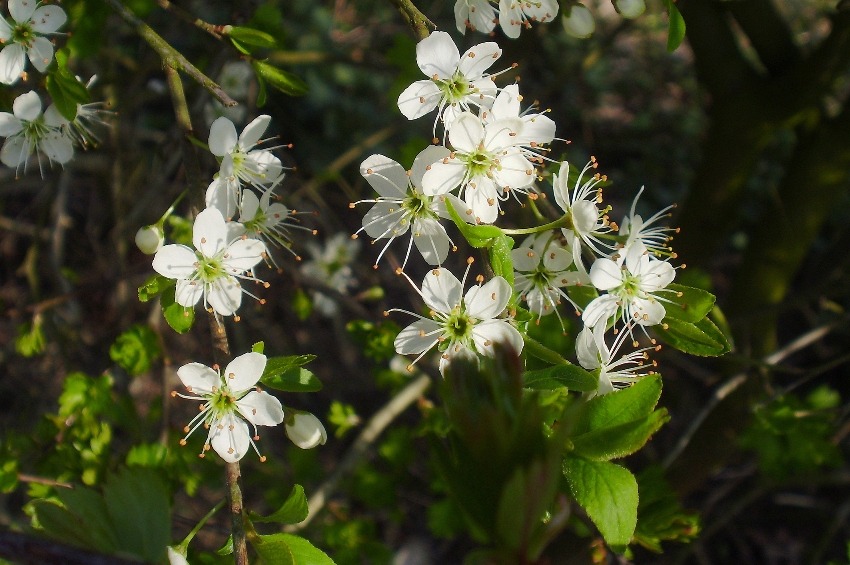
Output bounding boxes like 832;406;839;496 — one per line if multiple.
0;0;66;84
0;90;73;176
498;0;559;39
174;352;284;462
454;0;497;34
561;3;594;38
614;0;645;19
301;233;359;317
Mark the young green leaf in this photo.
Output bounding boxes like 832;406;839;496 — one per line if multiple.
109;324;161;376
563;456;638;547
655;316;730;356
523;363;598;392
46;72;89;121
160;286;195;334
663;0;686;52
489;234;515;286
252;60;308;97
250;532;334;565
138;274;173;303
261;355;322;392
444;198;504;248
662;283;716;323
573;374;662;435
228;26;279;49
570;408;669;461
251;484;309;525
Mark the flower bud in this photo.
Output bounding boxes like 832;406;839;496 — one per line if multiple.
285;411;327;449
562;4;595;38
135;224;165;254
167;546;189;565
614;0;645;19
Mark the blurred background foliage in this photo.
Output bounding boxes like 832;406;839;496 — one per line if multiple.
1;0;850;563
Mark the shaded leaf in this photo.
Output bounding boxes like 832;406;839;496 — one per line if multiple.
523;363;598;392
251;484;309;525
564;456;637;547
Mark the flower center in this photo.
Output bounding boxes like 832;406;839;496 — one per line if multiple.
402;192;432;218
196;253;226;282
12;23;34;47
441;306;475;347
463;146;495;178
436;71;470;103
22;116;50;141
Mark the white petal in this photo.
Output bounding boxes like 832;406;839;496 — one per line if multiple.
412;217;450;265
209;413;250;462
457;41;501;79
421;158;465;196
589;258;623;291
9;0;36;24
520;113;556;145
572;199;600;235
575;327;601;370
206;177;239;220
395;318;442;355
421;267;462;314
176;362;219;394
360;154;408;197
525;287;557;317
223;351;266;392
0;44;24;84
30;5;67;33
543;244;573;272
206;277;242;316
629;297;665;326
397;80;441;120
43;104;69;127
464;176;499;224
41;132;73;164
0;135;29;167
526;0;559;21
174;279;204;308
498;0;523;38
492;151;534;190
362;202;408;239
193;207;228;258
237;390;284;426
455;0;497;33
0;113;22;137
465;275;510;319
411;145;451;189
285;412;327;449
152;244;197;278
238;114;270;150
208;116;238;156
27;36;53;72
223;237;266;273
448;112;484;153
552;161;571;212
239;190;260;222
416;31;459;79
472;319;523;356
637;258;675;291
511;246;539;272
491;84;521;121
467;77;498;110
483;117;524;151
12;90;41;121
582;294;620;328
0;17;11;41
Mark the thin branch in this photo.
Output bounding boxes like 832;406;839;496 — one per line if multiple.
662;318;846;469
155;0;226;39
287;370;432;531
387;0;434;41
104;0;238;107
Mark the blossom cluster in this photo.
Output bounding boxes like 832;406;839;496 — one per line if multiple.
356;30;680;395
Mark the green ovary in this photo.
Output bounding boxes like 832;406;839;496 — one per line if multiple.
196;254;226;282
437;72;470;103
12;24;33;48
464;148;494;178
443;307;474;345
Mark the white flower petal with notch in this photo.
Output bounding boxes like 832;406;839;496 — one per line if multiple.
412;216;450;265
28;37;53;73
472;319;523;355
192;207;228;258
0;44;24;84
421;267;462;314
416;31;460;79
397;80;442;120
206;277;242;316
30;4;67;33
174;279;204;308
238;115;271;150
152;245;197;279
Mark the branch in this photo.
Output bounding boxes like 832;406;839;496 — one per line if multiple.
155;0;226;39
727;0;801;76
104;0;238;107
387;0;434;41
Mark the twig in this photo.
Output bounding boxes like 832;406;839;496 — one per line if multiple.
104;0;238;107
662;318;847;468
155;0;225;38
287;370;432;531
16;474;73;489
387;0;434;41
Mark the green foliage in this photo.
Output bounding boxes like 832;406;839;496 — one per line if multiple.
292;288;314;320
137;273;172;302
740;386;843;480
260;355;322;392
228;26;280;52
251;484;309;525
563;456;638;549
663;0;686;51
0;458;18;493
323;518;392;564
253;60;309;103
160;285;196;334
15;317;46;357
109;324;161;376
523;363;599;392
346;319;401;362
30;467;170;562
633;466;700;553
249;532;334;565
328;401;360;439
655;315;731;356
663;283;716;323
46;49;90;121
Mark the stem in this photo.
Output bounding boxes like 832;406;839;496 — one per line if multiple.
387;0;434;41
104;0;238;107
225;462;249;565
179;499;226;548
501;214;571;236
155;0;226;38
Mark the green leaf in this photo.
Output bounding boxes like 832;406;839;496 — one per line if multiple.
102;467;171;563
109;324;161;376
495;457;560;555
445;198;504;248
488;234;515;287
217;535;234;556
252;341;265;353
138;274;173;303
228;26;279;49
45;52;90;121
571;409;669;461
663;0;686;51
523;363;598;392
252;60;308;97
160;286;195;334
250;532;334;565
53;487;119;551
662;283;716;323
634;466;699;553
328;401;360;438
256;73;268;107
260;355;322;392
251;484;309;525
574;374;662;434
563;456;638;547
15;318;46;357
654;316;730;356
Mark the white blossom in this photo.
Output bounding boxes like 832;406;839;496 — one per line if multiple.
152;207;267;317
454;0;497;34
174;352;284;462
561;3;594;38
498;0;559;39
285;411;327;449
353;145;464;268
0;0;66;84
576;322;656;397
0;90;73;176
618;186;678;258
390;263;522;374
301;233;359;317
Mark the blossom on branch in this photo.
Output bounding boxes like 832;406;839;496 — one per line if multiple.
0;90;73;176
173;352;284;462
0;0;66;84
